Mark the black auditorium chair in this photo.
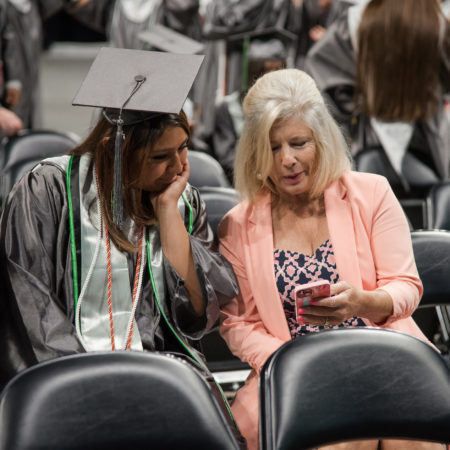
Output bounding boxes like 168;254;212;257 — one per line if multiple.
188;150;231;188
0;352;243;450
411;229;450;353
259;327;450;450
354;147;439;229
0;129;80;212
199;186;239;244
426;180;450;231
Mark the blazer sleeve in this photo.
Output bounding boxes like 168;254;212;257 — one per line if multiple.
367;176;423;326
218;210;286;373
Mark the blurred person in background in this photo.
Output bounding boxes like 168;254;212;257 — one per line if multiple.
0;0;23;139
305;0;450;192
210;32;290;182
4;0;43;129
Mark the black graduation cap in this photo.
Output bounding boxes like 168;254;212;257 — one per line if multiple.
72;47;204;226
138;24;204;55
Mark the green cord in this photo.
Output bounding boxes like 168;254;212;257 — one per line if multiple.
67;155;79;314
146;234;235;423
181;192;194;234
241;36;250;93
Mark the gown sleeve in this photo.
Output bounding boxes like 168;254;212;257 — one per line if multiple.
163;185;239;340
0;164;84;389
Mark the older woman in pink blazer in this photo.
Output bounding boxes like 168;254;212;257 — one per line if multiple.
218;69;440;450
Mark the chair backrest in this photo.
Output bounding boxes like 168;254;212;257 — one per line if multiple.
354;147;439;194
353;147;435;228
426;181;450;231
0;352;242;450
0;129;80;212
411;230;450;308
259;327;450;450
199;186;239;243
188;150;231;188
353;147;406;194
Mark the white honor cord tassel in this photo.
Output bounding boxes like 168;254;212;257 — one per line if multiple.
75;176;103;350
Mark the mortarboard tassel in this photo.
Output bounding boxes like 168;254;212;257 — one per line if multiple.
110;75;147;228
113;119;124;227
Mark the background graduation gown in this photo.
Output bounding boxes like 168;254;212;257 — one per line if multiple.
5;0;43;128
0;158;239;390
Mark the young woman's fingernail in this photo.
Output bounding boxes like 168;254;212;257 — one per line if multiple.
298;308;305;314
311;300;318;305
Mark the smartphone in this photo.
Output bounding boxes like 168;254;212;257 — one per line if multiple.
294;280;330;312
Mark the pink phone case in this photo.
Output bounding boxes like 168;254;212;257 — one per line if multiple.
294;280;330;310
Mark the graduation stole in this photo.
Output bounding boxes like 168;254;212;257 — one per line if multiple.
60;154;194;352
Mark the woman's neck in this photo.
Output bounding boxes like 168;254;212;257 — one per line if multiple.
272;192;325;218
271;193;328;254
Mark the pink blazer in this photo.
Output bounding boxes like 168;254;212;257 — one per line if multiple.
218;171;430;450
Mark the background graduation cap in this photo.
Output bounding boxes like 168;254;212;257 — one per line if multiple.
72;47;204;226
227;27;297;92
138;24;204;55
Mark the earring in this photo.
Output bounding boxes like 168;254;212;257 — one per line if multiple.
256;172;263;180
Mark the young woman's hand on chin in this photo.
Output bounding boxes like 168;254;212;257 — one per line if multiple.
150;160;190;219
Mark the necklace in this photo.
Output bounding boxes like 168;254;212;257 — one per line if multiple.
105;225;144;350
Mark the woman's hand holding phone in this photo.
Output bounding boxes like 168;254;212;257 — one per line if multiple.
295;281;392;327
295;280;334;326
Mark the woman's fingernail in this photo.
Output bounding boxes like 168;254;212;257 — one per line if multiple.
311;300;318;305
298;308;305;314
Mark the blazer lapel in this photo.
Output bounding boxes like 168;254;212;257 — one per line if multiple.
248;194;291;341
324;179;363;288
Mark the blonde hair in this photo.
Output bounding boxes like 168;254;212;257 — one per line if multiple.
234;68;351;203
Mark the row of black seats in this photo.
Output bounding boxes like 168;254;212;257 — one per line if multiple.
0;326;449;449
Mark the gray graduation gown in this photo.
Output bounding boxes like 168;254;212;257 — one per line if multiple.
0;156;239;390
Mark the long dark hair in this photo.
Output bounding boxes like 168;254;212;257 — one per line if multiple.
355;0;442;122
71;110;191;252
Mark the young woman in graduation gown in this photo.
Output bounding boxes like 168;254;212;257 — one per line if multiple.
0;107;241;387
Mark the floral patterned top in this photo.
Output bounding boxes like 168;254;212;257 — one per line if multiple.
274;239;365;338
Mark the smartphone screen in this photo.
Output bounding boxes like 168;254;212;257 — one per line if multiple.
294;280;330;311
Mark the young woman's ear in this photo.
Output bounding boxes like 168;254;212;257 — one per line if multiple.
101;136;110;147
